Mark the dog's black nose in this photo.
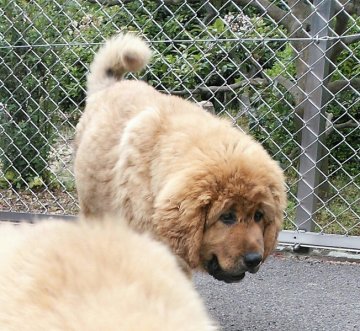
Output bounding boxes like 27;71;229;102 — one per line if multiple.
244;253;262;268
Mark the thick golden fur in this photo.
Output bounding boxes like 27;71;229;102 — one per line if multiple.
0;219;216;331
74;33;287;283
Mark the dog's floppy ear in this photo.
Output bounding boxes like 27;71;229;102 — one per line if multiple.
263;220;281;260
153;178;211;269
263;185;287;260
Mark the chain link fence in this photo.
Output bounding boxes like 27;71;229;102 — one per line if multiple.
0;0;359;250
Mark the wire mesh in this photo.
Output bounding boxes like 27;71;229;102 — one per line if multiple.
0;0;359;243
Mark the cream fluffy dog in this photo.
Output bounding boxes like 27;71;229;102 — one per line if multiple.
0;218;216;331
74;33;287;283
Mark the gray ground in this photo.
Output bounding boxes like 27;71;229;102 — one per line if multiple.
193;253;360;331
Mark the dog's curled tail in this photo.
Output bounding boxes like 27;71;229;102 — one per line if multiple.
87;33;152;96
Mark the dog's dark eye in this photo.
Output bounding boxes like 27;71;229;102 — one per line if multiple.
254;210;263;222
219;210;237;225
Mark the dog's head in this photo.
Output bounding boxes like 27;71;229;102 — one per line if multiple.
199;173;285;283
154;140;286;283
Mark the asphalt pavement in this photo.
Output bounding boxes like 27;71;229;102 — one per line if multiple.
193;253;360;331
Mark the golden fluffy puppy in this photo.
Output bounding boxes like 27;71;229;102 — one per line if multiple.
0;219;217;331
74;33;287;283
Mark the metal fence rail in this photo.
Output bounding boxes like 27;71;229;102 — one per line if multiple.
0;0;359;250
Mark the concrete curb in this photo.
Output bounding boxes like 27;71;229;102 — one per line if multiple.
276;245;360;263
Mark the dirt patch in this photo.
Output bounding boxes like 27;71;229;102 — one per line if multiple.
0;188;79;216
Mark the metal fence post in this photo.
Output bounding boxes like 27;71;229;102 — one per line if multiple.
295;0;336;232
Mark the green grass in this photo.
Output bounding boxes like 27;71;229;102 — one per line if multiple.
284;173;359;236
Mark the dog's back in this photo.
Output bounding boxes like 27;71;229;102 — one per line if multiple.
0;219;216;331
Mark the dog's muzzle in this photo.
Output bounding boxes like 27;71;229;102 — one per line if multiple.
206;254;262;283
243;252;262;272
206;255;245;283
